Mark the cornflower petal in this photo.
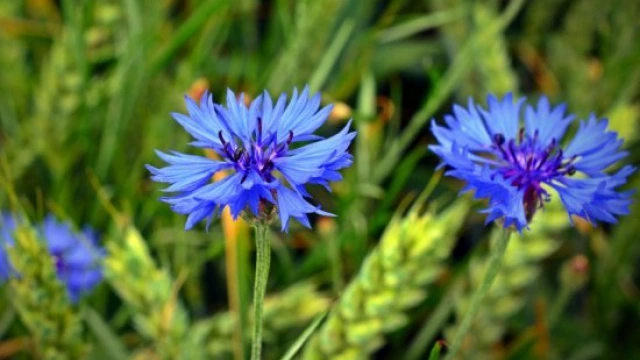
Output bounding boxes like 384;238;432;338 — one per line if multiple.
147;150;231;192
480;93;524;140
565;115;628;175
275;120;355;184
276;185;334;232
524;96;574;145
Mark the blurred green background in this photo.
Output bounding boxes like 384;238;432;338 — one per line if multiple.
0;0;639;359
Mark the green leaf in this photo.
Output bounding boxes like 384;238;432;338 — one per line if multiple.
83;307;130;360
428;341;443;360
280;311;328;360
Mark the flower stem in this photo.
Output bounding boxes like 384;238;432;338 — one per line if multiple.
445;228;512;360
251;222;271;360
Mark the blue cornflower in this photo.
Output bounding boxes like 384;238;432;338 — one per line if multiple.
0;213;15;281
41;216;104;302
0;214;104;303
147;86;356;231
430;93;635;231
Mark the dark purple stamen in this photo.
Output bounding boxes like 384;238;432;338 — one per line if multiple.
53;253;65;273
220;117;295;184
219;131;236;159
234;148;244;162
257;117;263;144
489;129;578;220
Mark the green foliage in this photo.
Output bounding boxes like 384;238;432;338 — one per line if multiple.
430;0;518;97
268;0;346;93
103;227;190;359
199;282;329;359
0;0;638;359
7;225;88;359
303;199;469;359
445;199;570;359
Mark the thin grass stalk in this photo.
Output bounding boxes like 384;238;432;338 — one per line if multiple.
445;198;570;359
445;228;512;360
406;278;462;360
148;0;231;75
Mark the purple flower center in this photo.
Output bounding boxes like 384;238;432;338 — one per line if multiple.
218;117;293;184
490;128;577;219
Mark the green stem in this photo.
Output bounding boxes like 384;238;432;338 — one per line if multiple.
445;228;512;360
548;284;573;328
406;277;461;360
323;221;344;294
251;222;271;360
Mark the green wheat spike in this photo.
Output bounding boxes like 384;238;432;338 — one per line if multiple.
194;282;330;359
302;199;470;359
85;1;124;64
0;1;29;120
473;3;518;95
0;2;37;179
8;1;121;181
7;225;89;359
429;0;469;48
103;227;191;359
268;0;345;93
546;0;621;111
522;0;566;45
445;198;570;360
82;0;124;110
5;31;82;182
428;0;517;97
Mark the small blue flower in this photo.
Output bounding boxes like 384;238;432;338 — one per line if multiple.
0;213;15;281
430;93;635;231
147;86;356;232
0;214;104;303
40;216;105;303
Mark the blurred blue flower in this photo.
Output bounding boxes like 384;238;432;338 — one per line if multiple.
0;213;15;281
148;86;356;232
430;93;635;231
0;214;104;303
41;216;104;303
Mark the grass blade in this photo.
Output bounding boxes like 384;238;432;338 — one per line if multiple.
280;311;328;360
378;8;465;44
83;307;129;360
148;0;230;75
428;341;443;360
309;19;356;92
